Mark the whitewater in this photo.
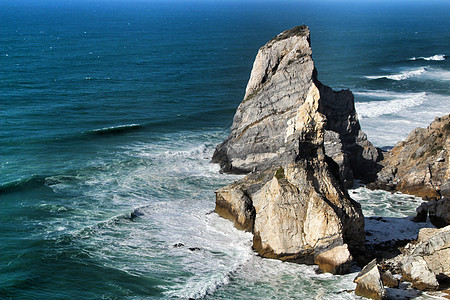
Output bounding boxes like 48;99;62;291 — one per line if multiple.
0;0;449;299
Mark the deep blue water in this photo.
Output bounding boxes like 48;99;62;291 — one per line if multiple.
1;1;449;299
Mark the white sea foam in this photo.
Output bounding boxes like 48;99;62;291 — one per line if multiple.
41;128;450;299
365;67;426;81
409;54;445;61
420;67;450;81
355;91;450;146
365;66;450;82
355;91;427;118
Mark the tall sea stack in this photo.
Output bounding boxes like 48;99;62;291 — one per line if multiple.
212;26;378;271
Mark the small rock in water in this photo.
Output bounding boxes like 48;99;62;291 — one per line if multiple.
130;209;145;219
173;243;185;248
188;247;201;251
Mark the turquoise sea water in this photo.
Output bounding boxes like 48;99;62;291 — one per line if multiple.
1;1;449;299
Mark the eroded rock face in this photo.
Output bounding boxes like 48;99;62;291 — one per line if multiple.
212;25;367;267
382;226;450;292
215;160;365;263
212;25;379;187
369;114;449;199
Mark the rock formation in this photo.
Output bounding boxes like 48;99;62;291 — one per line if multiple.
212;25;380;188
380;226;450;292
368;114;449;199
212;26;368;270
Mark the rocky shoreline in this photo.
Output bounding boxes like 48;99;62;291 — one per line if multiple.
212;25;449;299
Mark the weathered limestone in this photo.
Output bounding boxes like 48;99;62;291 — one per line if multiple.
402;256;439;291
354;259;386;300
212;25;379;187
212;25;367;266
381;226;450;292
215;160;365;264
369;114;449;199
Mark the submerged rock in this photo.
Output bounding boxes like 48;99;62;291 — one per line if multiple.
368;114;449;199
213;26;366;268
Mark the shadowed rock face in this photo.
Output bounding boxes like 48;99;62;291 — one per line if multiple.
212;26;367;266
368;114;449;199
212;25;380;187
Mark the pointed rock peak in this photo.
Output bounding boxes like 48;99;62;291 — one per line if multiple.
269;25;310;43
213;25;379;186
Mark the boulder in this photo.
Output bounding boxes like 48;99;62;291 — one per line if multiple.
314;244;353;275
429;198;450;228
401;256;439;291
413;198;450;228
354;259;386;300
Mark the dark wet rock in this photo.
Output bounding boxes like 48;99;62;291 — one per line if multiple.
413;198;450;228
130;209;145;220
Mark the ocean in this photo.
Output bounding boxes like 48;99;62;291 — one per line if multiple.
0;0;449;299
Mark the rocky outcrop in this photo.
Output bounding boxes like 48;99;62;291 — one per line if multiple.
216;161;365;265
380;226;450;292
213;26;367;267
212;25;379;187
354;259;386;300
401;226;450;291
368;114;449;199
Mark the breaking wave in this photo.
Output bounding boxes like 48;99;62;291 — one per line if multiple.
88;124;143;136
409;54;446;61
365;67;427;81
354;91;427;118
